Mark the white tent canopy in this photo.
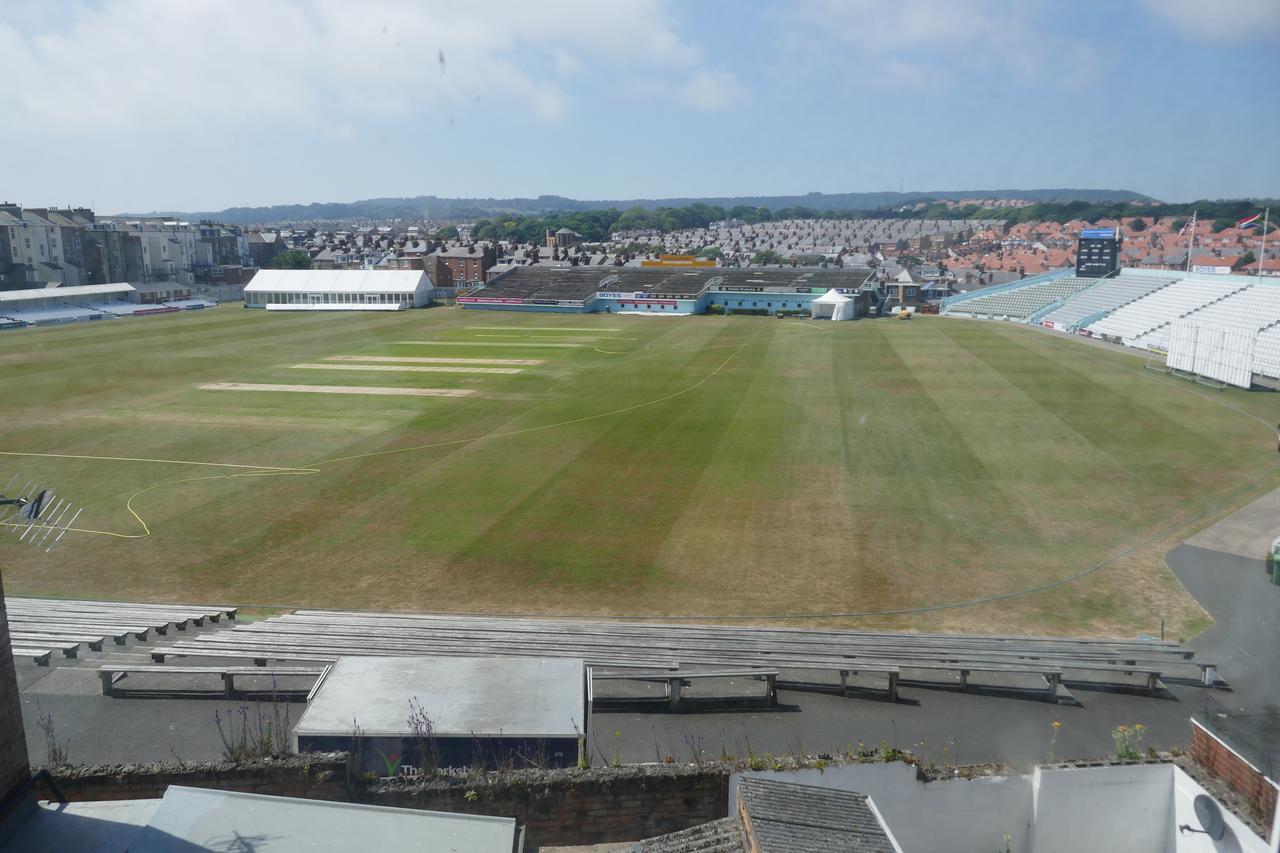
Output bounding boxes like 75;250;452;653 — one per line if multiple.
243;269;431;310
810;288;854;321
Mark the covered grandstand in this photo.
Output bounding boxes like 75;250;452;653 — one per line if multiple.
243;269;432;311
459;266;873;316
942;268;1280;388
1036;274;1179;332
0;283;215;328
940;272;1095;321
1086;275;1252;346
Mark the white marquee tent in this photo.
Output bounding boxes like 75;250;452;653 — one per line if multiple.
243;270;431;311
810;288;854;321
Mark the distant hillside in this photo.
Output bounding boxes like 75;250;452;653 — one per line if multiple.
123;189;1156;225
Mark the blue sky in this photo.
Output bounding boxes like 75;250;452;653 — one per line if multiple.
2;0;1277;212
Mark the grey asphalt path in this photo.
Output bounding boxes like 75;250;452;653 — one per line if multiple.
20;655;1221;770
1184;487;1280;560
1166;544;1280;713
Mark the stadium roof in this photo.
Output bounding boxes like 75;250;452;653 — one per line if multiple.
0;283;134;304
479;266;873;303
244;269;428;294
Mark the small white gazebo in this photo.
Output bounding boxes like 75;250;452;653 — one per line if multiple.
810;288;854;321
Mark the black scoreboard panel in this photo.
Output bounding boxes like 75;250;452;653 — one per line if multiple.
1076;228;1121;278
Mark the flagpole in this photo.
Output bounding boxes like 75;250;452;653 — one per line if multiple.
1184;210;1197;273
1258;207;1270;283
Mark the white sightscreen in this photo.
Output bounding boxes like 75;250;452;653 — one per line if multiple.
1165;321;1198;373
1253;329;1280;380
1191;324;1256;389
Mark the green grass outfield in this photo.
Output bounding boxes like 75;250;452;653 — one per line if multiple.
2;306;1278;637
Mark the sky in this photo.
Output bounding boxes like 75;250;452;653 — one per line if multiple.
2;0;1278;213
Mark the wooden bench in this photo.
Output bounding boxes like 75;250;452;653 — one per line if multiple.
155;641;677;670
1031;660;1164;693
10;646;53;666
7;605;204;629
284;611;1190;655
236;618;1193;674
9;597;237;622
592;668;780;708
33;640;81;659
151;647;340;665
886;660;1064;701
99;665;326;698
687;659;902;702
10;632;105;652
8;618;152;641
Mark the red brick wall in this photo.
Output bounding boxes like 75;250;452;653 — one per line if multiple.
1190;722;1277;837
0;573;32;822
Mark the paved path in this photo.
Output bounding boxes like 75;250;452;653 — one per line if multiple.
1185;485;1280;559
1167;544;1279;712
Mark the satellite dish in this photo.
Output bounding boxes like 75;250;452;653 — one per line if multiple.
1192;794;1226;841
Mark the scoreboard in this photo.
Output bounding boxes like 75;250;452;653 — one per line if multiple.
1076;227;1122;278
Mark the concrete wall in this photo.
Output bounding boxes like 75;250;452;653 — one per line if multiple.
731;762;1273;853
707;292;815;314
1031;764;1173;853
457;302;592;314
1172;766;1273;853
597;297;701;314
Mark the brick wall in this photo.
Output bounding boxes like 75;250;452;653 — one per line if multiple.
0;572;32;823
51;755;349;804
52;758;728;848
371;765;726;845
1190;721;1277;839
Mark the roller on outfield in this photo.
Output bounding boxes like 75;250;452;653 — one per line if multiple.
0;474;83;551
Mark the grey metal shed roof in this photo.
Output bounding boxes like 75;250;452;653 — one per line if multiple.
738;777;899;853
295;655;586;739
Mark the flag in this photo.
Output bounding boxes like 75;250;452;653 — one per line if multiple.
1179;213;1196;236
1238;213;1262;229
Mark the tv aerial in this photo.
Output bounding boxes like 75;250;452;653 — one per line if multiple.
0;476;83;552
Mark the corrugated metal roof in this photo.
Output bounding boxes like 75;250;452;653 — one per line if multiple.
738;778;899;853
632;816;745;852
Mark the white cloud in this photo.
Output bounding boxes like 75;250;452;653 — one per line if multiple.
0;0;702;135
552;48;582;75
768;0;1100;90
1140;0;1280;41
679;70;745;110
